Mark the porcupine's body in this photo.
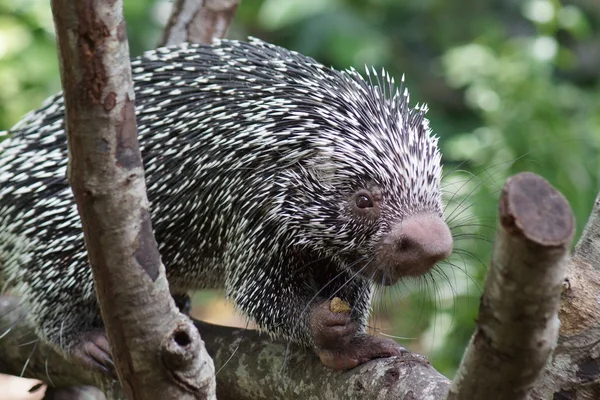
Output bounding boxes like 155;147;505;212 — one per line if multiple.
0;38;452;371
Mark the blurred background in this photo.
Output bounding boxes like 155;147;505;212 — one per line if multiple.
0;0;598;385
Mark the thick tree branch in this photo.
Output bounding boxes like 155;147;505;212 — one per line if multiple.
448;172;575;400
0;296;450;400
50;0;215;398
530;192;600;399
160;0;240;46
198;321;450;400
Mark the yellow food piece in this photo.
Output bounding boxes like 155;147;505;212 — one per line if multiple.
330;297;351;313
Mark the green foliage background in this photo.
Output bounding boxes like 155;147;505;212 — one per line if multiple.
1;0;598;378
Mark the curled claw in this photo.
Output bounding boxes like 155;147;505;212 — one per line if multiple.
70;330;116;379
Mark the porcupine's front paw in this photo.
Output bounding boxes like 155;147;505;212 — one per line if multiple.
69;329;116;378
309;298;408;370
317;334;408;370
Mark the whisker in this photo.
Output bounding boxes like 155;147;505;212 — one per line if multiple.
45;356;54;388
20;339;39;378
443;161;510;217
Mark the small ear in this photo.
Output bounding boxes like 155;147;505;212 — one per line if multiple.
276;165;331;195
303;154;338;186
272;165;338;219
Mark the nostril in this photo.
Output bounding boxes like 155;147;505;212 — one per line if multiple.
396;237;416;253
382;213;453;278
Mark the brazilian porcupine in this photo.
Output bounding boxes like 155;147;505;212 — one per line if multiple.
0;38;453;373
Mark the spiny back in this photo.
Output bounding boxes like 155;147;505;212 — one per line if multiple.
0;38;442;298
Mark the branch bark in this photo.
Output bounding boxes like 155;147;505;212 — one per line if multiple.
199;321;450;400
0;296;450;400
50;0;215;398
529;191;600;398
160;0;240;46
447;172;575;400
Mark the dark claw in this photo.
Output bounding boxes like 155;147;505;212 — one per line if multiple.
71;330;116;379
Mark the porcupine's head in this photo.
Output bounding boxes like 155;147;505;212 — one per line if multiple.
269;57;452;286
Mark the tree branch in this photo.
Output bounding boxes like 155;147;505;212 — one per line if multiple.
573;191;600;267
160;0;240;46
530;191;600;398
448;172;575;400
198;321;450;400
0;296;451;400
50;0;215;398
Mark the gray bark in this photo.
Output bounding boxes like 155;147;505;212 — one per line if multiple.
529;191;600;399
199;321;450;400
447;172;575;400
160;0;240;46
0;296;451;400
50;0;215;398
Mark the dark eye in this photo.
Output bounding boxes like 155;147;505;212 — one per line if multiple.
355;193;373;209
351;188;381;220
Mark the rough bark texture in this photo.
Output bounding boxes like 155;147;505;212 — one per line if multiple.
529;191;600;399
0;296;450;400
50;0;215;398
447;172;575;400
160;0;240;46
198;321;450;400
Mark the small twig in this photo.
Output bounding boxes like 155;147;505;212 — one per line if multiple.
160;0;240;46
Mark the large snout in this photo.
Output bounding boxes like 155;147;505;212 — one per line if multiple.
377;213;453;285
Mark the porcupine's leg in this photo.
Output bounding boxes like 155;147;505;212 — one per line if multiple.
304;267;408;370
35;290;191;376
37;293;190;377
228;258;407;370
14;244;116;376
28;293;115;377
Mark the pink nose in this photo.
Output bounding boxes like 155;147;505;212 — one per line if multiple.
379;213;453;282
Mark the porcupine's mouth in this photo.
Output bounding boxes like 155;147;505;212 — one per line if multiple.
369;269;402;286
342;252;442;287
344;259;403;286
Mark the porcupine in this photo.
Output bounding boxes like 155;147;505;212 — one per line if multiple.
0;38;453;373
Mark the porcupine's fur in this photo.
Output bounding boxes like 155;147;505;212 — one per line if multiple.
0;38;443;358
